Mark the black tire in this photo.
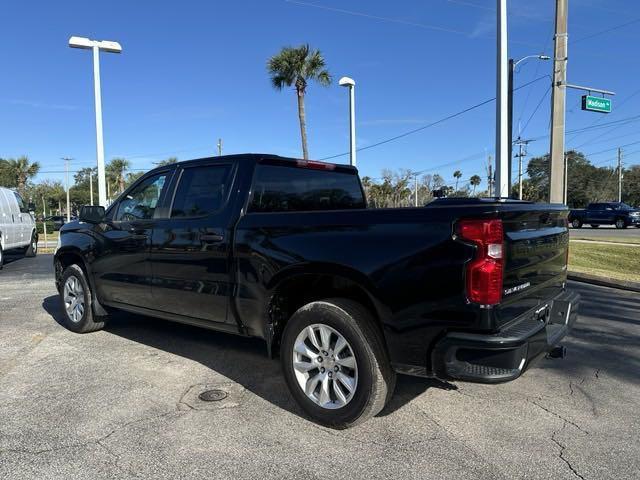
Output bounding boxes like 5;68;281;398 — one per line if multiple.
24;232;37;257
590;224;600;228
571;218;582;228
615;218;627;229
59;264;107;333
281;298;396;429
0;243;3;270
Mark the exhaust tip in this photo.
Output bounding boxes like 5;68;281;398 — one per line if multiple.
547;345;567;359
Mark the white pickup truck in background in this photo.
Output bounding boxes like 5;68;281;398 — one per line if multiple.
0;186;38;269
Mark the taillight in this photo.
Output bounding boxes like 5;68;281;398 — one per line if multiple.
295;160;336;170
457;218;504;305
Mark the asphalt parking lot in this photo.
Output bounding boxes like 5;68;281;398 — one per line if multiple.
1;254;638;480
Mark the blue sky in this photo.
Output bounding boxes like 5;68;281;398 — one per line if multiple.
1;0;639;191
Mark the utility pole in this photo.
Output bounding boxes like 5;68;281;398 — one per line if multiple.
618;147;623;202
42;195;47;251
62;157;72;222
514;138;530;200
414;174;419;207
564;153;569;204
549;0;568;203
89;171;94;206
487;155;494;197
217;138;223;156
495;0;509;198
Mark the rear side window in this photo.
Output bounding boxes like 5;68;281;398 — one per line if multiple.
171;165;231;218
249;164;365;213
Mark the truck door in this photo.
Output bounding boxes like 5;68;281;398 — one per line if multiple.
91;171;171;308
13;192;30;245
149;161;237;324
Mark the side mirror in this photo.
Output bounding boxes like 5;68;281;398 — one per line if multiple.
79;205;106;224
27;202;36;214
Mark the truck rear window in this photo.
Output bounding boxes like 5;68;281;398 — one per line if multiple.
249;164;365;212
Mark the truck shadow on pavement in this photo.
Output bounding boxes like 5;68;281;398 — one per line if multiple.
42;295;455;421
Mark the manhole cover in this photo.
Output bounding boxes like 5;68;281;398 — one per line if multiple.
198;389;228;402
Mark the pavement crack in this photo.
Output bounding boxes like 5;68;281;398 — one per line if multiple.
530;400;589;435
551;422;586;480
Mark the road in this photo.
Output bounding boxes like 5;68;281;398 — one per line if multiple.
1;254;638;479
569;224;640;240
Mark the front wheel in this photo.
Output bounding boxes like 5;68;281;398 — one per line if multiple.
281;298;396;429
59;264;107;333
615;218;627;229
572;218;583;228
24;232;37;257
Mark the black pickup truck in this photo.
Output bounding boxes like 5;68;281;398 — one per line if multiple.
54;154;579;428
568;202;640;229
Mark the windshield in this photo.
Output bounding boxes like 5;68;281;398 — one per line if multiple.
614;203;633;210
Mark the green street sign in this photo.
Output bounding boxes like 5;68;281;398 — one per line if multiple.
582;95;611;113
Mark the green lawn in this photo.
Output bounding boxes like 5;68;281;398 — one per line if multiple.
569;241;640;283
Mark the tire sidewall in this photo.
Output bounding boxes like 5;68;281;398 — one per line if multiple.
0;243;3;270
572;219;582;228
281;301;376;428
59;265;92;332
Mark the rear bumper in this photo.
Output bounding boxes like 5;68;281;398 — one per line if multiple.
431;289;580;383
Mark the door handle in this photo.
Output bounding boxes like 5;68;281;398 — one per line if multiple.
201;233;224;243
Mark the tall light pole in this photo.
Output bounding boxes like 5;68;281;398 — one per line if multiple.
339;76;357;167
68;36;122;207
495;0;509;198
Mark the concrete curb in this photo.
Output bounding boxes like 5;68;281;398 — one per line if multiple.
568;271;640;293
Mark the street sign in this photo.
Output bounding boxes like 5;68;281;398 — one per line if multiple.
581;95;611;113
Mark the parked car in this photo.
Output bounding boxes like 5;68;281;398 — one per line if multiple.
54;154;579;428
568;202;640;229
0;187;38;268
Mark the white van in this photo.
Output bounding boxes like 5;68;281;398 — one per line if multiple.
0;187;38;269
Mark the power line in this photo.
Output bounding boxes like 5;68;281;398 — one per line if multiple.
519;86;551;135
572;17;640;44
320;75;548;161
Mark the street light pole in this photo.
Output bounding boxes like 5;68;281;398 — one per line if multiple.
339;77;357;167
495;0;509;198
69;36;122;207
508;55;550;197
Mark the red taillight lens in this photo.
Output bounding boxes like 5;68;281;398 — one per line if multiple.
296;160;336;170
457;219;504;305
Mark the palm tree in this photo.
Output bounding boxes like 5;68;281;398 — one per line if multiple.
106;158;130;194
2;156;40;194
470;175;482;195
267;44;331;159
453;170;463;192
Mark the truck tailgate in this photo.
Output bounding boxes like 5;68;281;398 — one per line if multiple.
497;208;569;326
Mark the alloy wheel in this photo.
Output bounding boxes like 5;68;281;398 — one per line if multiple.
292;323;358;409
63;275;85;323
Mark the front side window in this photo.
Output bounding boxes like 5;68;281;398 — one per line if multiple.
115;173;167;221
249;164;365;212
171;165;231;218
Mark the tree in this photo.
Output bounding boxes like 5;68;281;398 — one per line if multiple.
106;158;130;196
1;156;40;194
267;44;331;159
469;175;482;195
156;157;178;167
453;170;463;192
623;165;640;207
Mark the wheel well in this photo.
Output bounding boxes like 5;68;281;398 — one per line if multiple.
267;274;385;357
54;251;87;285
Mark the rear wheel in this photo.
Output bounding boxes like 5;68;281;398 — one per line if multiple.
281;298;395;429
59;264;107;333
571;218;582;228
0;243;3;270
24;232;37;257
615;218;627;229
